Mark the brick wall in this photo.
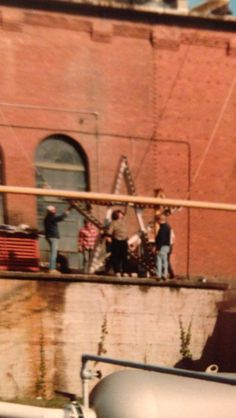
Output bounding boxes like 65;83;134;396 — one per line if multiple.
0;5;235;278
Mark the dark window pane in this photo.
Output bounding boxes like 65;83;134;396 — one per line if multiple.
36;136;84;166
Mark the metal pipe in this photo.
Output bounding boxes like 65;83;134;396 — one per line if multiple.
81;354;236;385
0;185;236;212
0;402;64;418
0;102;99;118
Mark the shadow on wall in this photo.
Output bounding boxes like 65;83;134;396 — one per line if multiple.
175;308;236;372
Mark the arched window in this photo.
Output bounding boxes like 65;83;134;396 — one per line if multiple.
35;135;88;269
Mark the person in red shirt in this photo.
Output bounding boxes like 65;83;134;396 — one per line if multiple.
78;219;98;273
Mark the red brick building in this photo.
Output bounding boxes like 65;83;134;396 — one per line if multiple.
0;0;235;278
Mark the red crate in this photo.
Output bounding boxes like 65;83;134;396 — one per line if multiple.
0;231;40;272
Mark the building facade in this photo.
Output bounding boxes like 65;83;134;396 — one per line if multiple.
0;0;235;277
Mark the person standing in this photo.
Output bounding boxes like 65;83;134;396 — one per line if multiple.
155;214;171;280
168;227;176;279
44;204;72;274
78;219;98;273
107;210;129;277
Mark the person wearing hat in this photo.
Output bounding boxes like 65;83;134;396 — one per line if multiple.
44;204;73;274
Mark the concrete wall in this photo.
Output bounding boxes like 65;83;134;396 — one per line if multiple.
0;278;227;400
0;5;235;278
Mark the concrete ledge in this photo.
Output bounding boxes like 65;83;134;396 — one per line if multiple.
0;270;229;290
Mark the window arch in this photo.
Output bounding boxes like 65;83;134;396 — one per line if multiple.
35;134;88;269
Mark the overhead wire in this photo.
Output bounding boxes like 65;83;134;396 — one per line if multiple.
134;34;236;199
191;69;236;187
134;34;194;182
0;104;49;186
0;43;235;200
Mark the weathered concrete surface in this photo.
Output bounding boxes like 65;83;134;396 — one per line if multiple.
0;275;228;400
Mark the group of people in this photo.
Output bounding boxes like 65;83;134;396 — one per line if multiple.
44;204;175;279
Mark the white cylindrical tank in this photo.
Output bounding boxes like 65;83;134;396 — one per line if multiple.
89;369;236;418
